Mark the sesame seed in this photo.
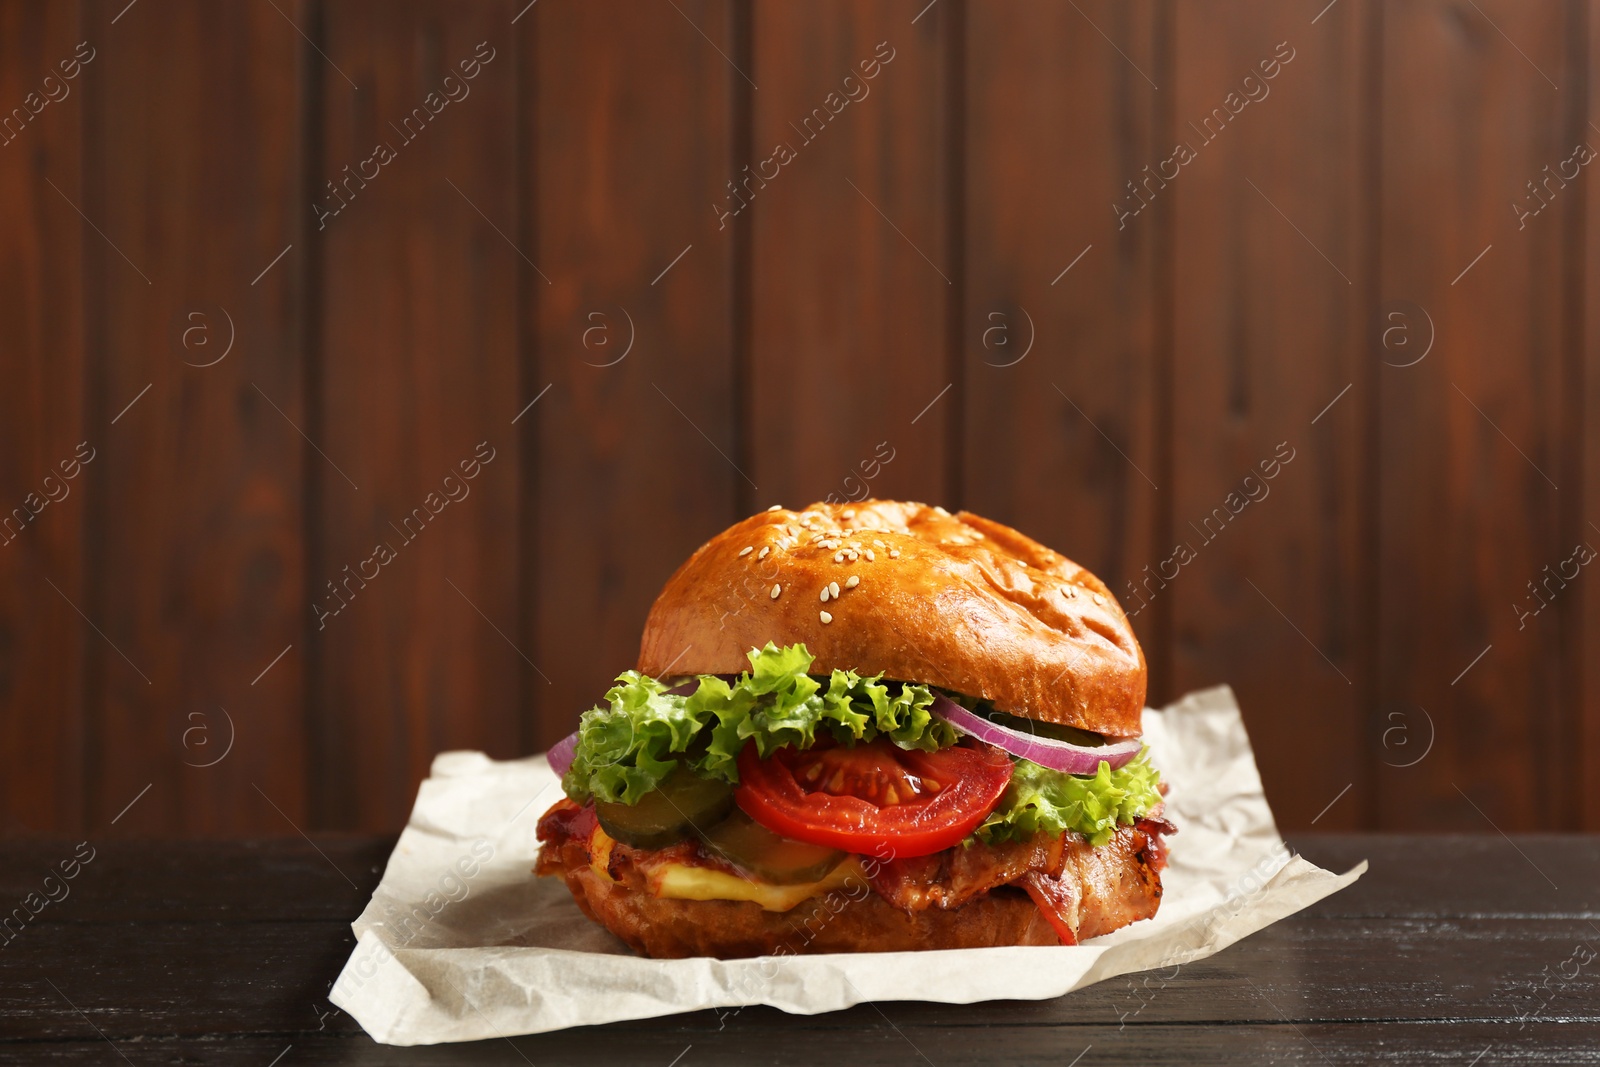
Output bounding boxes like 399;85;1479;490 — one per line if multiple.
873;540;885;548
1093;593;1106;606
819;610;833;624
834;551;845;562
889;549;901;559
842;509;855;519
820;587;830;602
758;546;770;559
771;584;781;599
865;549;875;561
845;575;859;589
829;581;840;598
767;504;783;511
738;546;753;557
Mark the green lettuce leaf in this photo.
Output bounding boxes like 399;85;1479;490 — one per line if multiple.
974;747;1164;847
562;643;957;805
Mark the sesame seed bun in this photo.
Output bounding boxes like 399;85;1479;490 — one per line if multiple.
637;500;1147;737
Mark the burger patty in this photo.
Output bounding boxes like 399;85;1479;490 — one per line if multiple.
535;800;1170;957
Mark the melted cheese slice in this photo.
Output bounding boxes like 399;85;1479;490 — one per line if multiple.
589;827;618;882
649;857;865;912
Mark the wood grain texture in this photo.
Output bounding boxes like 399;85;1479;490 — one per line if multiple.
315;1;523;829
7;1027;1600;1067
0;2;86;834
0;838;385;922
1167;2;1373;828
1376;0;1576;831
17;915;1600;1031
88;0;309;834
961;0;1160;692
1588;0;1600;832
527;0;739;749
0;2;1597;838
748;0;953;509
0;836;1596;1063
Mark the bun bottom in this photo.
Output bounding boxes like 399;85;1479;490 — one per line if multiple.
563;861;1058;958
538;832;1162;959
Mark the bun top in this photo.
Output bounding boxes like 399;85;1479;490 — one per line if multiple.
637;500;1147;737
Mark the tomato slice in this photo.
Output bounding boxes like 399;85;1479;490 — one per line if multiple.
734;737;1013;858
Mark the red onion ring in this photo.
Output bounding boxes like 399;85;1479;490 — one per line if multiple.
547;731;579;778
929;694;1141;774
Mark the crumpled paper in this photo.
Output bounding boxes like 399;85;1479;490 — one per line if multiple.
330;685;1365;1045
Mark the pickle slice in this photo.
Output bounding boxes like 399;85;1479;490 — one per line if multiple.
699;808;847;884
594;765;735;849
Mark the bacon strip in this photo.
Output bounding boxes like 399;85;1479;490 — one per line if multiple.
869;821;1169;944
536;797;1172;947
869;831;1067;911
1020;869;1080;945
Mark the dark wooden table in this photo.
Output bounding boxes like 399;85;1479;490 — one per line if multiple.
1;835;1595;1064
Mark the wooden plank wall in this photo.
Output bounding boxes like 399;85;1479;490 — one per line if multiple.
0;0;1593;836
0;2;87;833
316;0;523;831
89;0;311;835
1377;0;1581;832
1587;0;1600;832
530;0;740;753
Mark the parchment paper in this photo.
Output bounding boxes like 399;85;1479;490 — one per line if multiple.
330;685;1365;1045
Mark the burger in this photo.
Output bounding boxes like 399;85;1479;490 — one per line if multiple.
535;500;1172;958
